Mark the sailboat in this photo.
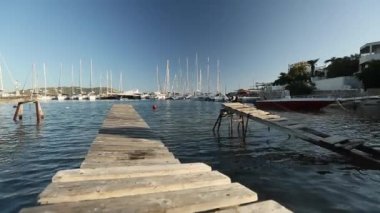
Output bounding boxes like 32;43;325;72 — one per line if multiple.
73;59;84;100
154;65;166;99
38;63;52;101
68;65;75;100
88;59;96;101
211;59;226;102
55;63;67;101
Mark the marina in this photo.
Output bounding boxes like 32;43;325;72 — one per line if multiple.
0;1;380;212
20;104;290;212
0;100;380;212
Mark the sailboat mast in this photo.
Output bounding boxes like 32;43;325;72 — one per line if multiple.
207;57;210;94
178;58;183;95
31;64;37;94
156;65;160;93
186;57;189;93
90;59;93;92
79;59;82;94
200;69;202;92
71;65;74;95
119;72;122;92
110;70;113;94
43;63;47;96
99;74;102;95
217;59;220;94
195;53;198;91
165;60;170;95
106;70;109;95
59;63;63;94
36;64;39;95
0;63;3;94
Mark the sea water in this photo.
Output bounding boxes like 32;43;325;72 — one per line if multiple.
0;100;379;212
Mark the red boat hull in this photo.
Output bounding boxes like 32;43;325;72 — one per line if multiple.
255;99;335;111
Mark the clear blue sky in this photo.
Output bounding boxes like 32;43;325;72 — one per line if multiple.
0;0;379;93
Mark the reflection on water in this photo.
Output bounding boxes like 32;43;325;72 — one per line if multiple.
0;100;379;212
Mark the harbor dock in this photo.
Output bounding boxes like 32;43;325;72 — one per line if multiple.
21;104;290;212
215;103;380;168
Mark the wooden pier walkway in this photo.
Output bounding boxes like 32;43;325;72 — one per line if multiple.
216;103;380;168
21;104;291;213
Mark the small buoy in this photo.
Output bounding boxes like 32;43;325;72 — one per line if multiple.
13;105;17;108
152;105;157;110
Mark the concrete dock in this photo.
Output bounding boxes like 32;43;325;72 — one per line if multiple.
21;104;290;212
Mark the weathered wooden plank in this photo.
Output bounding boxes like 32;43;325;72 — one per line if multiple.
22;183;257;213
53;163;212;183
337;140;365;150
91;141;165;148
85;149;173;159
88;144;169;152
322;135;349;144
102;121;148;125
98;128;160;139
94;135;164;144
80;158;181;168
84;152;175;162
291;129;324;142
215;200;292;213
38;171;231;204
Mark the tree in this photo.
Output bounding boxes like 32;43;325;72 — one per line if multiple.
273;72;289;86
325;54;359;78
307;59;319;77
273;63;315;96
288;63;310;81
356;60;380;90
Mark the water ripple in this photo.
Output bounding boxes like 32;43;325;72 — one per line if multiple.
0;100;379;212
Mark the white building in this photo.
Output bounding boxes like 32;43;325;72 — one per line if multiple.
359;41;380;71
313;76;362;90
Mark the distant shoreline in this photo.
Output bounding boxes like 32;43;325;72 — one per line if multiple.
0;97;27;105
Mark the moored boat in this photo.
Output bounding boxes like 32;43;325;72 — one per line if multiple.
255;98;335;111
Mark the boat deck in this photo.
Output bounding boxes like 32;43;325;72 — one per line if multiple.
217;103;380;168
21;104;291;212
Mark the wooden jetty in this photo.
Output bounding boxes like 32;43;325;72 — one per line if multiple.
214;103;380;168
21;104;291;213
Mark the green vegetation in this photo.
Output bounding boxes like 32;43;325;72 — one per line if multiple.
307;59;319;76
324;54;359;78
356;60;380;90
273;62;315;96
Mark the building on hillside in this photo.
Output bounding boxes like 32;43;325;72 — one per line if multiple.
359;41;380;71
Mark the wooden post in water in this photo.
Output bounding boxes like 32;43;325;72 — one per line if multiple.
13;103;24;121
35;101;44;123
13;100;44;123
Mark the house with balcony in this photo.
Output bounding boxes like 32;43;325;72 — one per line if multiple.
359;41;380;71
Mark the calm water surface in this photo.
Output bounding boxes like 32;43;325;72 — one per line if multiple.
0;100;379;212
